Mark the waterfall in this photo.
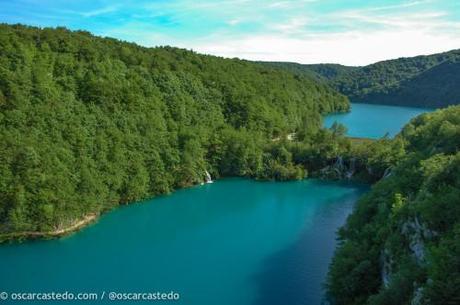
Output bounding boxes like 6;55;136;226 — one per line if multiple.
204;170;213;184
334;156;344;170
345;157;356;179
320;156;358;180
383;167;392;179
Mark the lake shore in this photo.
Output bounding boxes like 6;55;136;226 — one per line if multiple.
0;213;98;242
0;178;367;305
0;172;369;243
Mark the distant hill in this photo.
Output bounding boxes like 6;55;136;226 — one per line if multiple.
256;61;357;82
373;61;460;108
260;49;460;108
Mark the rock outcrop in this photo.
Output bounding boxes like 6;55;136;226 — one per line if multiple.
401;216;436;264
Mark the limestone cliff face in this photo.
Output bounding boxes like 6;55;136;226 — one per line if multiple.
380;248;393;288
410;287;425;305
401;216;437;264
402;217;437;305
379;216;437;304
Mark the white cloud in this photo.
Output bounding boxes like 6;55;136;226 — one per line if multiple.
355;0;430;12
227;19;241;26
269;17;308;34
82;5;119;18
336;10;450;30
178;29;460;65
99;0;460;65
269;1;293;8
271;17;310;34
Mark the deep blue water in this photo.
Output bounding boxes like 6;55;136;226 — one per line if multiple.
324;103;432;138
0;179;367;305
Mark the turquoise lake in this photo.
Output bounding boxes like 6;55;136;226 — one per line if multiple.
0;179;367;305
324;103;432;138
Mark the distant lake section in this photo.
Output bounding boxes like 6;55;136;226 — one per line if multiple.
324;103;433;138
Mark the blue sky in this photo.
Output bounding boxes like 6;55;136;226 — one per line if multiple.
1;0;460;65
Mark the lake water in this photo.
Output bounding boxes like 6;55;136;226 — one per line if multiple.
324;103;432;138
0;179;367;305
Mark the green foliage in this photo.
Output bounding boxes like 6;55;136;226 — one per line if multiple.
424;224;460;305
0;24;349;234
327;106;460;305
367;259;423;305
262;50;460;108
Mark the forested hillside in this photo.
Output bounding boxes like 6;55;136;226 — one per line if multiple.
261;49;460;108
366;61;460;107
261;62;357;83
0;24;349;236
327;106;460;305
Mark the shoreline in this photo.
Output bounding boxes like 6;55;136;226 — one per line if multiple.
0;213;98;242
0;173;371;244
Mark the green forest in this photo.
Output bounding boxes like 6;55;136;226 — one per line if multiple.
262;49;460;108
1;23;459;305
264;56;460;304
327;106;460;305
0;24;349;236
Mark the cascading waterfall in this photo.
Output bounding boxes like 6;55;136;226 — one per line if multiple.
333;156;344;177
334;156;344;169
345;157;356;179
383;167;392;179
319;156;361;180
204;170;213;184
